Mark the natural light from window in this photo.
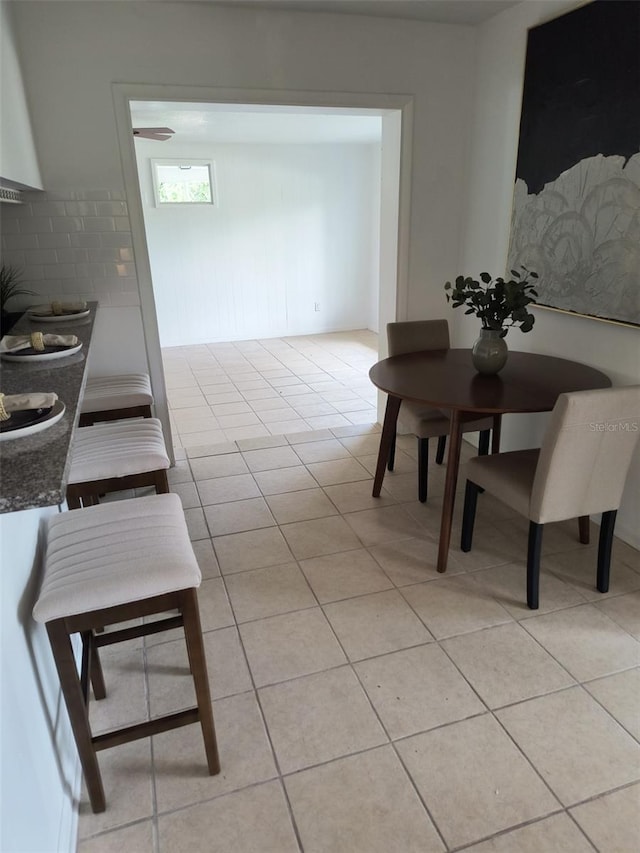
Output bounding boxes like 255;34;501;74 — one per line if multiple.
152;159;215;205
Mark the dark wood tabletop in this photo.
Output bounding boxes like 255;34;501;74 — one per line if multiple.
369;348;611;573
369;349;612;414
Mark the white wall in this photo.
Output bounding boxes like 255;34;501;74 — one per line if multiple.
0;506;79;853
0;2;42;189
459;0;640;548
136;139;380;346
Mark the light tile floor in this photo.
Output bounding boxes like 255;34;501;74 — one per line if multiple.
77;333;640;853
163;331;380;451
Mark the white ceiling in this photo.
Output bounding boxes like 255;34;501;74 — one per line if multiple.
131;102;384;145
211;0;520;25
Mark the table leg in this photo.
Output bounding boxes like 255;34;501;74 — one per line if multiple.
437;409;463;573
372;395;401;497
491;414;502;454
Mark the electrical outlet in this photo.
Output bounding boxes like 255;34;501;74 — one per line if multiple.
314;302;320;312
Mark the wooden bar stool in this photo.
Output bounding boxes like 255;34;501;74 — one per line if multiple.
66;418;170;509
32;493;220;813
79;373;153;426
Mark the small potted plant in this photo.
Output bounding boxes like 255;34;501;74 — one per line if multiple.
0;264;35;334
444;267;538;374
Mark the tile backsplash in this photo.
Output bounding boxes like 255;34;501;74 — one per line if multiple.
1;190;139;307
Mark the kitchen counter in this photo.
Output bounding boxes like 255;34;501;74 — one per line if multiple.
0;303;97;513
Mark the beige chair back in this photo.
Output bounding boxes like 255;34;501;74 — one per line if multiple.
387;319;450;357
531;386;640;523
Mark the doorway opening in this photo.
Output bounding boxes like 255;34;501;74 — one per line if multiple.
114;85;411;454
131;101;383;347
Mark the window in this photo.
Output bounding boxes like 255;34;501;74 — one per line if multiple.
151;159;216;206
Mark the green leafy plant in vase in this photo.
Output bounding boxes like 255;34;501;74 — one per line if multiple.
444;267;538;374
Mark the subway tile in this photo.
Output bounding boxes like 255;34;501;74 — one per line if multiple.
65;201;97;216
51;216;84;233
79;190;111;201
44;264;76;279
37;233;71;249
0;219;21;236
70;233;101;248
22;265;44;280
83;217;116;232
3;233;39;250
19;216;52;233
96;201;128;217
99;233;132;248
31;201;66;216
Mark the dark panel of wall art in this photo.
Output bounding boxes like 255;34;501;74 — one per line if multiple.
507;0;640;327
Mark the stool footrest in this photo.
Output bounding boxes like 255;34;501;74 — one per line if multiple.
95;615;183;647
93;708;200;752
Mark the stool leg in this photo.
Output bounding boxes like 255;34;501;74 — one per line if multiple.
46;620;106;813
155;469;170;495
89;633;106;701
66;490;82;510
180;589;220;776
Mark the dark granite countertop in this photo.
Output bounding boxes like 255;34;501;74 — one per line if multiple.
0;303;98;513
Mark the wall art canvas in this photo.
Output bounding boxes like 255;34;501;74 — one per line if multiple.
507;0;640;327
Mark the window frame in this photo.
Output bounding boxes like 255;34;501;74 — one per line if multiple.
151;158;217;207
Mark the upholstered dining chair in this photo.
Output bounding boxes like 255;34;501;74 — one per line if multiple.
460;385;640;609
386;320;493;502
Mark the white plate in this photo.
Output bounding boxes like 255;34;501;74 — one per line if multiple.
27;308;90;322
0;343;82;362
0;399;66;441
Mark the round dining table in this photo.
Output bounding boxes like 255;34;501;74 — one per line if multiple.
369;348;612;573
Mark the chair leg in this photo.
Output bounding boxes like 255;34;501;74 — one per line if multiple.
478;429;491;456
180;589;221;776
46;620;106;813
435;435;446;465
597;510;617;593
418;438;429;503
476;430;492;494
460;480;480;552
578;515;590;545
387;428;397;471
527;522;544;610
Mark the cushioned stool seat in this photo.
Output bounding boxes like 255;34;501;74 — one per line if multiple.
33;493;220;813
79;373;153;426
66;418;170;509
